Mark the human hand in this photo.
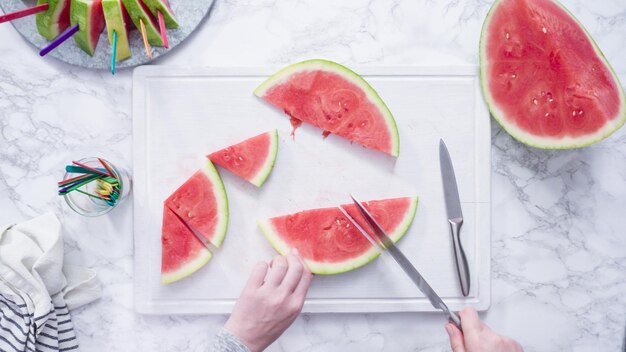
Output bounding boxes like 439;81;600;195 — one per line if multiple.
224;249;313;352
446;308;523;352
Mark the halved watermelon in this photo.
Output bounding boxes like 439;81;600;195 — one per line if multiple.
207;130;279;187
161;206;212;285
143;0;178;28
480;0;626;149
165;161;229;248
36;0;71;40
258;196;418;274
122;0;164;46
102;0;133;61
254;59;400;157
70;0;105;56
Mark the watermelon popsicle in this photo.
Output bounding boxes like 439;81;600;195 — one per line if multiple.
36;0;71;40
122;0;164;46
143;0;178;28
70;0;105;56
102;0;133;61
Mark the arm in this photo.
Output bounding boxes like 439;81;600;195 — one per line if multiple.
211;249;313;352
446;308;523;352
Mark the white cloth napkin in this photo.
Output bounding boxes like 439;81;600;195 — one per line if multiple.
0;212;101;352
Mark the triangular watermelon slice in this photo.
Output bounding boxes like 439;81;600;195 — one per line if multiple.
165;161;229;248
36;0;71;40
258;196;418;274
207;130;279;188
143;0;178;28
102;0;133;61
161;206;212;285
122;0;164;46
70;0;105;56
254;59;400;157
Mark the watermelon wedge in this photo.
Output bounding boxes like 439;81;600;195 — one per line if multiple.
102;0;133;61
254;59;400;157
165;161;229;248
70;0;105;56
258;197;418;274
480;0;626;149
161;206;212;285
143;0;178;28
207;130;279;187
36;0;71;40
122;0;164;46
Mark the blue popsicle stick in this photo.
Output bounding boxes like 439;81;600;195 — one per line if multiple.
111;30;117;75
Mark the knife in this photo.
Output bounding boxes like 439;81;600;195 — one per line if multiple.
439;139;470;297
339;195;462;331
169;207;214;251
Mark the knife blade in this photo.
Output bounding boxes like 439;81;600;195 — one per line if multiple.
339;196;462;331
169;207;214;251
439;139;470;297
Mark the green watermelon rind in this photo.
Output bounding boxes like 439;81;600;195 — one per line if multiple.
202;160;229;248
121;0;164;46
250;129;279;187
161;247;212;285
36;0;69;40
479;0;626;149
70;0;99;56
253;59;401;157
102;0;132;61
257;196;418;275
143;0;179;28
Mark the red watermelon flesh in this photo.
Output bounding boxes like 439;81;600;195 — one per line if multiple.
258;196;418;274
35;0;71;40
165;161;229;248
255;60;400;156
480;0;626;148
70;0;105;56
161;206;212;284
207;130;278;187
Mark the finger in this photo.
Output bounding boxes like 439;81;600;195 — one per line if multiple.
459;307;483;334
293;267;313;300
281;251;304;293
445;323;466;352
264;255;289;287
243;261;268;291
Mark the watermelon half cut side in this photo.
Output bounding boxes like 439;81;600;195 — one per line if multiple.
207;130;279;187
165;161;229;248
143;0;178;28
161;206;212;285
254;59;400;157
36;0;71;40
70;0;105;56
102;0;133;61
480;0;626;149
258;196;418;274
122;0;164;46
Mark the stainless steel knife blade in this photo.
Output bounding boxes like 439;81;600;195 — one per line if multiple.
439;139;470;297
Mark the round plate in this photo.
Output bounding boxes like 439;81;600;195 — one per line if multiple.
0;0;214;69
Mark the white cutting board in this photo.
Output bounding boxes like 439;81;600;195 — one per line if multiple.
133;66;491;314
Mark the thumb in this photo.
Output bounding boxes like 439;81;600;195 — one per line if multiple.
445;323;466;352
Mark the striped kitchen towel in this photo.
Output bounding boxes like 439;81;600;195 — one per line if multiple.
0;213;101;352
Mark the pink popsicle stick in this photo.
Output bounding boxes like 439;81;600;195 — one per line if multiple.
0;3;48;24
157;11;169;49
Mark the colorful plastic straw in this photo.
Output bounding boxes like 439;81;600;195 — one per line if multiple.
157;11;169;49
58;159;121;207
40;24;79;56
139;18;152;59
0;3;48;24
111;31;117;75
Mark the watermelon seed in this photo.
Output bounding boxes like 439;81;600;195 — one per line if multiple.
511;73;517;78
545;113;550;118
572;111;576;116
533;98;538;105
542;26;547;34
578;109;584;116
547;92;554;102
505;32;510;39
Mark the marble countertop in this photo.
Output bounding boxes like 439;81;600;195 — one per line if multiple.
1;0;625;351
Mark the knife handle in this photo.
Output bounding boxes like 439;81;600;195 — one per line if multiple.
449;218;470;297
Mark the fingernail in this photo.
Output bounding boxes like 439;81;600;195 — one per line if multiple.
444;324;453;337
292;247;299;256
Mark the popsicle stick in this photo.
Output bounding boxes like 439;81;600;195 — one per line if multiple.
0;3;48;24
157;11;168;49
139;18;152;59
59;175;102;194
58;173;93;185
71;160;112;177
59;174;102;189
76;189;110;201
111;30;117;75
40;24;79;56
98;158;117;179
